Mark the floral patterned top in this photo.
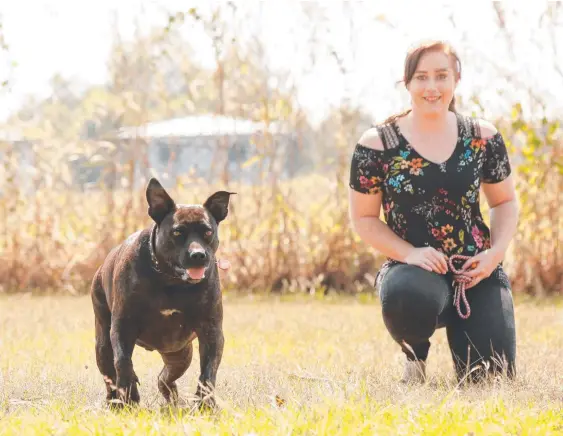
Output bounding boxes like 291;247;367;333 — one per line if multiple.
349;113;512;285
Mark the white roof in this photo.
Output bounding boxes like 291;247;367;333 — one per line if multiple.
0;129;25;142
117;114;284;139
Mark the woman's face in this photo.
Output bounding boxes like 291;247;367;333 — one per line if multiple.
406;50;458;116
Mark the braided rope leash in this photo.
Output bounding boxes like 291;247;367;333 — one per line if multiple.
447;254;476;320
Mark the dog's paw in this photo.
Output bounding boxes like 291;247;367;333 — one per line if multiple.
107;386;140;412
194;395;219;414
107;398;131;412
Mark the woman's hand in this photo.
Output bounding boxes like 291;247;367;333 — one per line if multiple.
404;247;449;274
461;248;503;288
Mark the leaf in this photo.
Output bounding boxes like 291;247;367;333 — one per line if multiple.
275;395;286;408
188;8;200;20
241;155;263;169
548;121;560;137
459;229;465;244
511;103;523;120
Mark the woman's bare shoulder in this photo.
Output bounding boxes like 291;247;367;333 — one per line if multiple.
476;118;499;139
357;127;384;151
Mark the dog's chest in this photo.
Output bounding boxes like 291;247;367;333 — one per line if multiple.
136;303;200;352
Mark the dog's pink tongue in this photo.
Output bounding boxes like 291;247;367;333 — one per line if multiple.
187;268;205;280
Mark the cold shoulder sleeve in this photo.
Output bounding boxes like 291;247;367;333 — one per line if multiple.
349;143;386;194
481;132;512;183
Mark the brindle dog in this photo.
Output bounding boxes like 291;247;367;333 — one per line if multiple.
90;177;234;409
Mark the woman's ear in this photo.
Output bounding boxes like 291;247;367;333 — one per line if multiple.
455;68;461;85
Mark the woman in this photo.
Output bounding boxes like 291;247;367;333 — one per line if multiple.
348;40;519;384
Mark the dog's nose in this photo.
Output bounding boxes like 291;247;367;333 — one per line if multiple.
190;250;207;261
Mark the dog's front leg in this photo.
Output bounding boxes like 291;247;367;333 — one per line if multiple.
110;317;140;406
195;321;224;409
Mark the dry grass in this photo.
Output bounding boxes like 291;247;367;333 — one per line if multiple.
1;167;561;297
1;113;562;296
0;174;378;295
1;294;563;435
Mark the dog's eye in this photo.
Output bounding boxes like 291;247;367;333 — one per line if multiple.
173;230;182;237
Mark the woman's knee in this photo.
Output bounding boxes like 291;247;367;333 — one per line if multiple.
379;264;449;316
378;264;450;340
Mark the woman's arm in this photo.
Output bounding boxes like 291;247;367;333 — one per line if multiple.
348;190;415;263
462;120;520;286
479;120;520;262
482;176;520;262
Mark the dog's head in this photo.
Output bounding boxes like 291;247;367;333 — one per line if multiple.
146;178;235;284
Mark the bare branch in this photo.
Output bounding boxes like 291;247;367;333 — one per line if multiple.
547;3;563;79
492;2;516;61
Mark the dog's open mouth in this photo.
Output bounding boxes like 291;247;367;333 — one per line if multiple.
186;267;206;280
174;266;207;282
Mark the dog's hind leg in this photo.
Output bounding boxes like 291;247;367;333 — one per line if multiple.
91;272;117;404
158;344;193;405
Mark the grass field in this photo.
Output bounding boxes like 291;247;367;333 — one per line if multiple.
1;293;563;435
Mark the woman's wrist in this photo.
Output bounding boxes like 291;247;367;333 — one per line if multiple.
487;245;506;263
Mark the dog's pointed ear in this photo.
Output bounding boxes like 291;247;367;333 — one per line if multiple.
204;191;236;224
146;178;176;224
